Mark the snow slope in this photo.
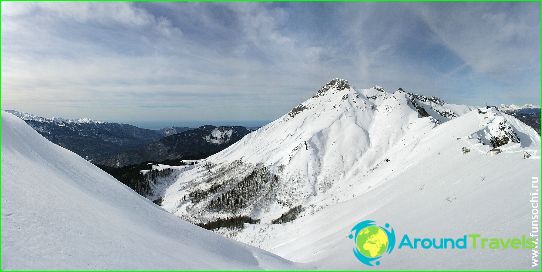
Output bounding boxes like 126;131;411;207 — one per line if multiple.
1;112;297;270
236;108;540;269
159;79;540;269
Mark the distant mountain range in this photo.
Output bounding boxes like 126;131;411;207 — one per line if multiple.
96;125;252;167
5;110;162;162
499;105;540;134
6;110;253;167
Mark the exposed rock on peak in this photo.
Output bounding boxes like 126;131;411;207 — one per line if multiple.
404;91;460;123
373;85;385;92
313;78;351;98
407;92;445;106
472;108;520;148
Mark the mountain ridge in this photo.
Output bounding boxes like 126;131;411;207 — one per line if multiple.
160;79;476;223
5;109;162;162
97;125;252;167
153;79;539;269
6;110;254;167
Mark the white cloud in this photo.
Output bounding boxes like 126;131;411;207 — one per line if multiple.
1;2;539;123
2;2;181;36
415;3;539;78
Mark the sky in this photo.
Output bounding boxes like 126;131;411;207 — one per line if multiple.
1;2;540;128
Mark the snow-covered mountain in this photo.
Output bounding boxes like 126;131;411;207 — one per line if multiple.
157;79;540;269
160;79;475;224
1;111;297;270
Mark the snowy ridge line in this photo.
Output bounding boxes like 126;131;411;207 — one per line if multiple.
5;109;104;124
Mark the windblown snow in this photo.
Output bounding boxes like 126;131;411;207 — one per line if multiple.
1;112;297;270
158;79;540;270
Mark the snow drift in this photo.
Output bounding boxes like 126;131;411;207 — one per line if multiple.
1;111;296;270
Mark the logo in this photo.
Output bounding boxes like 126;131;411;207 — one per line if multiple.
348;219;537;267
348;220;396;266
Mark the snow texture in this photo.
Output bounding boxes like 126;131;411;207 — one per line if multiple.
1;111;297;270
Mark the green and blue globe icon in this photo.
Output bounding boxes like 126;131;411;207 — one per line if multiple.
348;220;396;266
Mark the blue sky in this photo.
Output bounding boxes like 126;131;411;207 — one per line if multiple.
1;2;539;127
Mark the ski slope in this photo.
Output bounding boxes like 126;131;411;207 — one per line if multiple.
1;111;297;270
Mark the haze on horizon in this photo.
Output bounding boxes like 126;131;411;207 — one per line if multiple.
1;2;540;125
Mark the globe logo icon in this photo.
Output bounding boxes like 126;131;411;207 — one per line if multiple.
356;225;389;257
348;220;395;266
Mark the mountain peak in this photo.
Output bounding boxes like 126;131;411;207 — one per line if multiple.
313;78;351;98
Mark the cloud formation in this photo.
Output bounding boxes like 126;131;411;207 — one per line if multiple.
2;2;539;126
